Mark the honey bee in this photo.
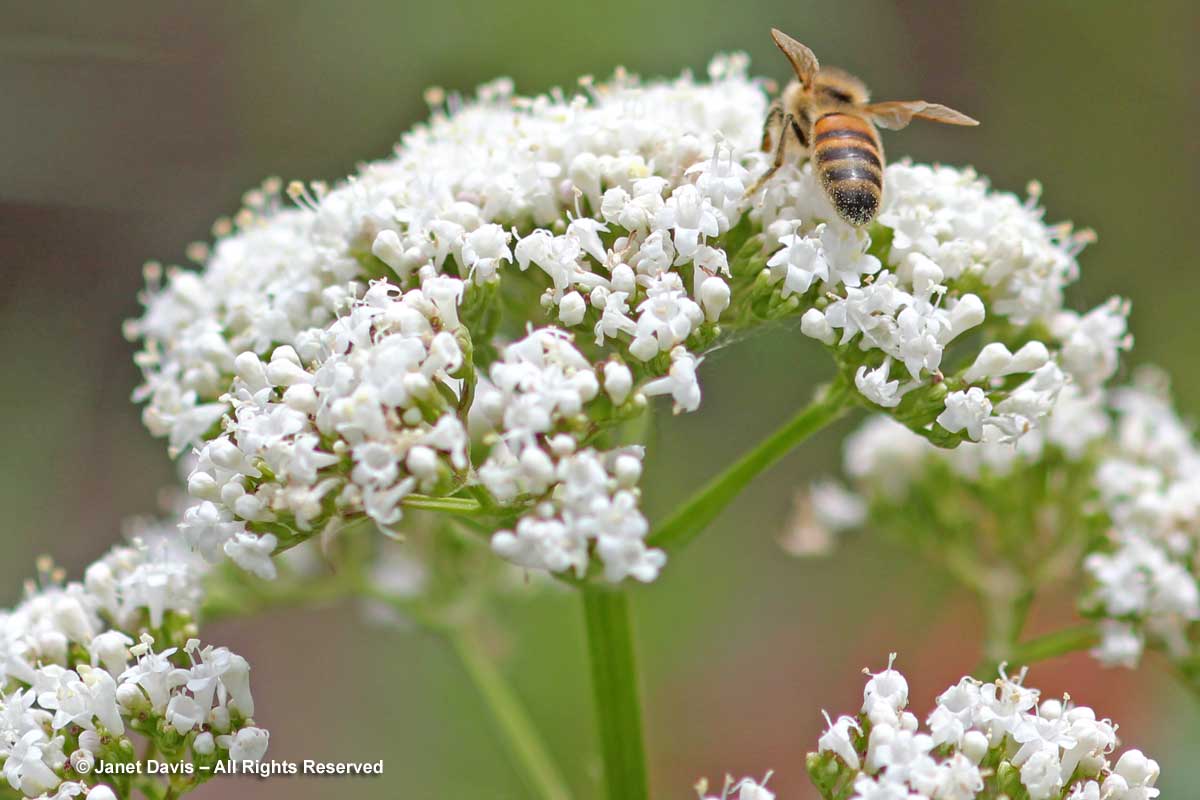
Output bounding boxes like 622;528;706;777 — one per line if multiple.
748;29;979;226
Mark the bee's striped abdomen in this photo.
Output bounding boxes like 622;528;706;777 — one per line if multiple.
813;112;883;226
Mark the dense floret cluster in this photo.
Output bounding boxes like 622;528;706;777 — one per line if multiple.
1084;377;1200;670
812;369;1199;676
805;657;1158;800
699;658;1159;800
0;521;266;800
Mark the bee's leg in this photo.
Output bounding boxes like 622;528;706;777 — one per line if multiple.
760;101;783;152
790;115;811;171
790;115;809;149
745;112;798;198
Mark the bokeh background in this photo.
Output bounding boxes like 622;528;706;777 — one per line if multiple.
2;1;1198;797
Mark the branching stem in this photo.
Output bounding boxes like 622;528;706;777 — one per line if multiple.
974;623;1100;678
648;377;853;553
449;629;573;800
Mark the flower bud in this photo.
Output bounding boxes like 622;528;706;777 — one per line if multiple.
372;229;406;269
194;731;216;756
962;731;989;764
603;362;633;405
699;276;730;322
1114;750;1159;787
559;291;586;325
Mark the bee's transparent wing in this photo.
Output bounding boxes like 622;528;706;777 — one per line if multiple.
862;101;979;130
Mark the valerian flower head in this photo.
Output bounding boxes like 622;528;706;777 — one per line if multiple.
0;519;266;800
128;53;1127;584
808;367;1200;679
1082;371;1200;669
703;659;1156;799
799;657;1156;800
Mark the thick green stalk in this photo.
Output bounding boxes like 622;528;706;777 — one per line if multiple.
974;623;1100;678
978;573;1035;668
449;630;572;800
648;377;853;553
582;586;649;800
1008;624;1099;666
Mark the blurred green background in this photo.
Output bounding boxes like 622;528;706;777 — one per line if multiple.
2;1;1197;797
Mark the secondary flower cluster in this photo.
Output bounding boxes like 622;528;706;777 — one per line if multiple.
1083;376;1200;670
811;368;1200;676
475;328;662;581
0;521;267;800
129;54;1128;584
807;656;1158;800
792;170;1128;447
831;384;1109;506
180;277;471;579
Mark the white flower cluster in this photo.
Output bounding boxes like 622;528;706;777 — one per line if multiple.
837;383;1111;504
813;367;1200;674
1084;377;1200;668
0;525;267;800
475;329;663;581
793;166;1128;444
810;656;1158;800
804;384;1112;563
130;53;1129;583
796;169;1123;443
181;277;471;578
128;204;356;459
128;60;761;461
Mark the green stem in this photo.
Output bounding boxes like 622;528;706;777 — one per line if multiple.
133;778;168;800
449;630;572;800
647;377;853;552
1171;657;1200;699
581;585;649;800
978;573;1034;668
975;623;1099;677
401;494;484;514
